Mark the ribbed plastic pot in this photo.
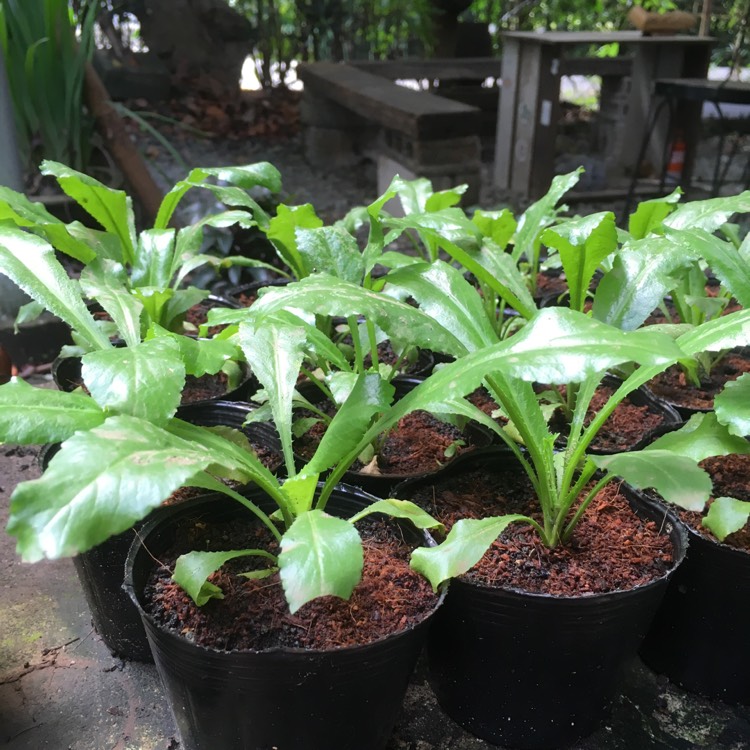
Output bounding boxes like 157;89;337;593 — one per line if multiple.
396;448;687;750
39;402;280;662
123;486;445;750
640;525;750;704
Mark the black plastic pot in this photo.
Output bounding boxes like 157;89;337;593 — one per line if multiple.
296;376;492;497
224;277;290;307
39;402;281;662
124;486;445;750
640;523;750;704
396;448;688;750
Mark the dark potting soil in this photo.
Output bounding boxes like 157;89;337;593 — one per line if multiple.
406;466;674;596
675;453;750;553
648;349;750;411
182;298;231;337
547;384;667;452
143;515;439;651
181;371;231;403
469;384;667;452
295;407;476;475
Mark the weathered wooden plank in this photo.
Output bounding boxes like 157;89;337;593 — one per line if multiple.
298;62;481;139
350;57;501;82
559;56;633;77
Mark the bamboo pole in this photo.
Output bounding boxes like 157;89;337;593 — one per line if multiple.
700;0;712;36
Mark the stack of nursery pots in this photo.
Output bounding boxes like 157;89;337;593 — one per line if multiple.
2;160;750;750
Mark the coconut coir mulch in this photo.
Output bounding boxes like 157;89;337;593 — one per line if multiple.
648;349;750;412
405;462;675;596
144;514;439;652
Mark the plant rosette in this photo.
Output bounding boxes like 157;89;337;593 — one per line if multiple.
395;445;687;749
124;485;445;750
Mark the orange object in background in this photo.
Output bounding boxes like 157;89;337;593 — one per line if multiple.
666;131;687;184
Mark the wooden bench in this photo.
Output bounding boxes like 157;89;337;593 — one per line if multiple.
297;61;483;205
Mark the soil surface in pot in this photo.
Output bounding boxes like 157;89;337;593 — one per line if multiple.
672;453;750;552
295;406;477;475
143;515;439;651
408;466;674;595
469;384;668;452
647;349;750;411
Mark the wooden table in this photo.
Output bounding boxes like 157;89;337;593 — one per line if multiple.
493;31;715;203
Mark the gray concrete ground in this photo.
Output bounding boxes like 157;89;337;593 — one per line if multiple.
2;412;750;750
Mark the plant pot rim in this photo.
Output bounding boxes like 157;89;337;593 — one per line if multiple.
123;483;446;657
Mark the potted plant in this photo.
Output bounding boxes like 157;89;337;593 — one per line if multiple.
605;388;750;704
241;205;750;748
2;306;447;748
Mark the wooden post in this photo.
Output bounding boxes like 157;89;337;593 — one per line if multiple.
83;62;167;225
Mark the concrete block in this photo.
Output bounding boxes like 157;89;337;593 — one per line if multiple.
303;126;361;169
300;94;363;130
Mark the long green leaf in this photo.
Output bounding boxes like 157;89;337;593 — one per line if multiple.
0;225;111;350
246;274;469;360
542;212;617;312
41;160;137;264
593;450;712;511
0;377;105;444
81;337;185;424
384;260;497;352
266;204;323;279
664;192;750;233
296;226;364;283
239;320;307;476
714;374;750;437
173;548;277;606
410;515;530;590
7;415;220;561
627;189;682;240
279;510;363;613
348;498;445;534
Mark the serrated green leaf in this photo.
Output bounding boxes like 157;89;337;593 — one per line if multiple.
7;415;220;561
247;274;469;360
512;169;581;264
664;192;750;233
279;510;362;613
295;226;364;284
384;260;497;353
41;160;137;264
628;189;681;239
349;498;445;534
280;473;320;516
79;260;143;348
666;227;750;309
0;377;105;444
266;204;323;279
676;308;750;357
592;237;696;330
593;450;712;511
0;225;111;351
173;548;277;606
542;212;617;312
239;320;307;475
306;372;395;476
646;412;750;460
703;497;750;541
410;515;530;589
715;374;750;437
81;337;185;424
